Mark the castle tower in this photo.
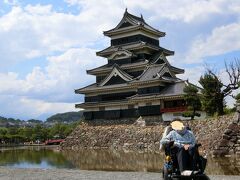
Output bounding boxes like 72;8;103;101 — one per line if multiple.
75;10;188;122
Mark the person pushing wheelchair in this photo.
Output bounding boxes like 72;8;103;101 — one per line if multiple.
160;120;202;176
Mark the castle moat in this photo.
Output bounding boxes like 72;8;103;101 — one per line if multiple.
0;146;239;176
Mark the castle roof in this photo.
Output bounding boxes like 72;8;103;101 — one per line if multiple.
98;64;133;86
87;51;184;75
75;82;131;94
104;9;165;37
76;81;188;108
87;60;148;75
77;63;182;94
96;41;174;57
133;63;179;82
129;81;187;101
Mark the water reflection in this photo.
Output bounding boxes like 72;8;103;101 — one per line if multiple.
62;149;163;172
0;146;74;169
0;147;239;175
62;149;240;175
207;157;240;175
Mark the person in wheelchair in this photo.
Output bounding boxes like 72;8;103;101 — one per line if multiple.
160;120;205;176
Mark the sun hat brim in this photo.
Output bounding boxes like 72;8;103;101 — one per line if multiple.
171;120;185;130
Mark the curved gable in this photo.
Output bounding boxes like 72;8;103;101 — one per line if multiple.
152;53;170;65
113;10;142;30
118;21;133;29
115;16;136;30
99;66;133;86
158;65;176;78
108;49;134;60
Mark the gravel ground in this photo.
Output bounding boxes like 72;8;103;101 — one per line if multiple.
0;167;239;180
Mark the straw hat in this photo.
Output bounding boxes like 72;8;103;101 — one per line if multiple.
171;120;185;131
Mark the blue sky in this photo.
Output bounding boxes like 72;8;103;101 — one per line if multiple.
0;0;240;120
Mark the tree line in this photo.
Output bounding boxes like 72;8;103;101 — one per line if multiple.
183;59;240;119
0;122;79;145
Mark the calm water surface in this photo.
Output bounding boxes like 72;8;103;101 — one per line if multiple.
0;146;239;175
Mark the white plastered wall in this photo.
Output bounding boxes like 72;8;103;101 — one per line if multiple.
162;111;207;121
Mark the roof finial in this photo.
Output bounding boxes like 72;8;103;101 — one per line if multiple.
124;8;128;16
141;14;143;19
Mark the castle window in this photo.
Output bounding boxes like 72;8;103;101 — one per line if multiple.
146;102;152;106
99;107;105;111
128;105;134;109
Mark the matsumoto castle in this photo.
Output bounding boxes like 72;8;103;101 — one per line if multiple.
75;10;205;122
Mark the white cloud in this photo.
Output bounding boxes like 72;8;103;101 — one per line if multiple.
0;48;104;102
24;4;53;15
0;3;120;67
185;22;240;63
1;0;240;120
121;0;240;23
0;47;105;120
3;0;19;6
64;0;240;24
177;66;205;87
1;1;239;67
0;95;75;120
0;2;117;119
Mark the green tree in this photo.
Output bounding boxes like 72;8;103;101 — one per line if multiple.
0;121;78;144
200;60;240;116
8;127;19;135
236;93;240;103
50;123;69;139
183;84;202;119
199;73;223;116
49;122;78;139
0;128;8;136
32;124;47;142
20;128;34;141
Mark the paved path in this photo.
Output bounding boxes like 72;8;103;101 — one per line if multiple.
0;167;239;180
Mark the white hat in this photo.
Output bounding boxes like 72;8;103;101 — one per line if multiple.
171;120;185;131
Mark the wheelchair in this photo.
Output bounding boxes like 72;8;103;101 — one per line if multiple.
162;141;209;180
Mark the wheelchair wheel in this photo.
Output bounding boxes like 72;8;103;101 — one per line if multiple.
194;174;210;180
163;166;172;180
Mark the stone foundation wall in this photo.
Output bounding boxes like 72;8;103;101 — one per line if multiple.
61;106;240;156
211;102;240;156
213;120;240;156
188;114;237;155
61;123;164;151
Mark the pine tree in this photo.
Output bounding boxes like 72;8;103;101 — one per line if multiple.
199;73;223;116
236;93;240;103
183;84;202;120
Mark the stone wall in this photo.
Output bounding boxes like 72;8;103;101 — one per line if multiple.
61;123;164;151
61;105;240;156
188;114;236;155
211;102;240;156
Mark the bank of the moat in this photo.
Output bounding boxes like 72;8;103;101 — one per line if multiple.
61;105;240;156
0;167;239;180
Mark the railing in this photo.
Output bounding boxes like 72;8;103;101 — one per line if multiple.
160;106;187;113
45;139;65;145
